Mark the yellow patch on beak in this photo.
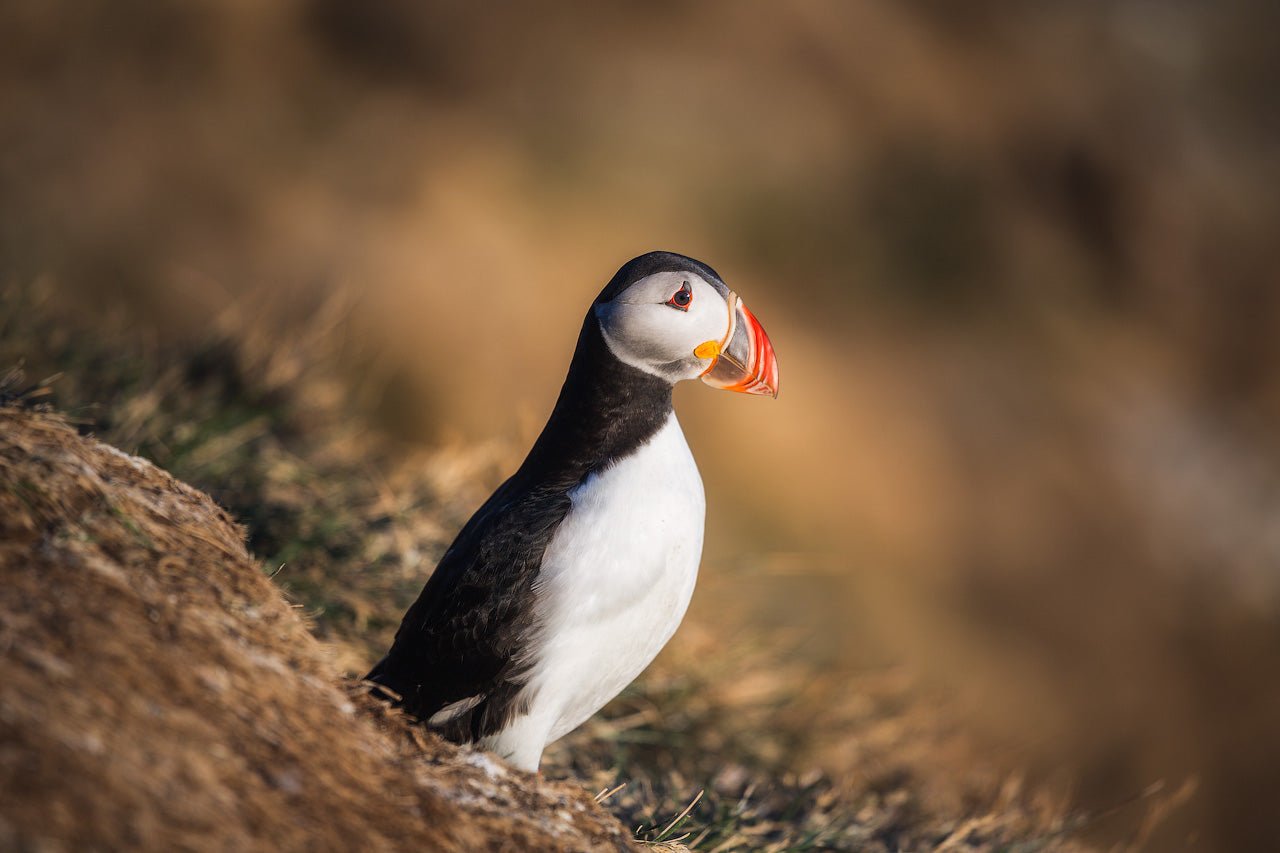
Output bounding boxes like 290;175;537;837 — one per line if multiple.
694;340;721;360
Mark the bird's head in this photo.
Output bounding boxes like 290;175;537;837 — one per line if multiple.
593;252;779;397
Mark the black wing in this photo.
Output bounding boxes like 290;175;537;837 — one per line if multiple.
366;477;572;743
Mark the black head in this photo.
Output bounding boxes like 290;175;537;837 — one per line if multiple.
594;251;731;305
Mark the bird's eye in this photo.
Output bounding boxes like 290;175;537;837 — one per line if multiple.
666;281;693;311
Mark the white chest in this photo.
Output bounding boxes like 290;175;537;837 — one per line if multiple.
526;413;705;742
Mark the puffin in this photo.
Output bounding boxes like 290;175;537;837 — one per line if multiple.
367;251;779;771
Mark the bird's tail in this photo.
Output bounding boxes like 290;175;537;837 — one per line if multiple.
363;657;405;707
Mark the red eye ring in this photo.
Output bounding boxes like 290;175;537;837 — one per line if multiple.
666;281;693;311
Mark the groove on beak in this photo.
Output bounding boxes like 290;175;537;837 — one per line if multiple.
697;293;779;397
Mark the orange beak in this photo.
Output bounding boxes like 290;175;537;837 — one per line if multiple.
697;293;780;398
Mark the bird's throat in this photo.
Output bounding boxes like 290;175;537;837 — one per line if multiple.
515;317;674;492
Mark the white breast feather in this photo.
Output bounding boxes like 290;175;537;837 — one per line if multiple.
480;413;704;770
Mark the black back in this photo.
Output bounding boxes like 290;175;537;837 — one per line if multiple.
366;251;715;740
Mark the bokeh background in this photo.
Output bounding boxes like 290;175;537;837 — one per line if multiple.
3;2;1279;849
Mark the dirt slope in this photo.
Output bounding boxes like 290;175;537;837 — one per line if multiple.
0;405;635;852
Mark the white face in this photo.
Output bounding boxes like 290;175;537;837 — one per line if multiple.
594;271;732;383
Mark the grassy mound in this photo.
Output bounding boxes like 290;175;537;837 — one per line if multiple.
0;405;634;851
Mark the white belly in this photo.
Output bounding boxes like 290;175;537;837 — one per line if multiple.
483;413;704;768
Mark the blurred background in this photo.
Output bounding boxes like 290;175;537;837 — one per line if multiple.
3;1;1279;849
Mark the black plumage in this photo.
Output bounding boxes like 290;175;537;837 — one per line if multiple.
366;252;726;741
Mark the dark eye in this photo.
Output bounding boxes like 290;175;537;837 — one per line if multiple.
666;281;693;311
